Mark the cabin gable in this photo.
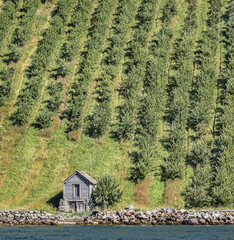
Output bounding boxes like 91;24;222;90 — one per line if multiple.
63;173;90;200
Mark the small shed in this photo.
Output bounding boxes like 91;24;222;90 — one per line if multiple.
59;171;97;212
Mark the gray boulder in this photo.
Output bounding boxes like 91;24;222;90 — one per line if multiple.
125;205;134;211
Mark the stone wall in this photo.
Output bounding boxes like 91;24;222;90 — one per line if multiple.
84;208;234;225
0;210;62;225
0;208;233;225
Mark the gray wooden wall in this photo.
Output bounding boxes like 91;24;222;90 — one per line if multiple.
63;173;91;200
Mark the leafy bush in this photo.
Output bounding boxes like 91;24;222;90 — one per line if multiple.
92;175;123;209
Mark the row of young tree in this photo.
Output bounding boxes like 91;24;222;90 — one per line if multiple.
66;0;118;132
131;0;178;181
182;0;229;207
0;0;42;106
116;0;159;140
212;0;233;206
34;0;97;129
87;0;139;138
12;0;78;125
163;0;200;180
0;0;21;54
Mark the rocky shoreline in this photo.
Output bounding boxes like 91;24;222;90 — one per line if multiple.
0;208;234;226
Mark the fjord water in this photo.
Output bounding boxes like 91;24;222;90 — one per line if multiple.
0;225;233;240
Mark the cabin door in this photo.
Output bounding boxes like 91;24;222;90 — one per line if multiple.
69;202;76;211
76;202;85;212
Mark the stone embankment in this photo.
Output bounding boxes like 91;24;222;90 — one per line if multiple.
0;210;62;225
0;208;234;226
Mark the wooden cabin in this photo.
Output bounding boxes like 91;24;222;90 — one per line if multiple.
59;171;97;212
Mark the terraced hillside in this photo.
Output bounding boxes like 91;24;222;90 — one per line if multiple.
0;0;233;211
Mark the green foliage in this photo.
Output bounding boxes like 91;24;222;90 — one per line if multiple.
92;175;123;209
0;67;14;106
13;0;78;125
162;0;199;181
147;176;165;208
161;0;177;24
35;109;53;129
188;138;213;168
190;1;222;131
8;44;22;63
183;163;212;207
212;61;234;206
0;0;42;107
88;102;111;138
34;0;96;129
12;0;41;46
131;137;156;180
183;0;223;207
46;82;63;112
87;0;139;138
56;59;70;77
61;0;95;61
131;23;175;180
66;0;117;132
0;1;18;52
116;0;159;140
212;1;234;206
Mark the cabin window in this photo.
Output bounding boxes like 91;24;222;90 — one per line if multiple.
73;184;80;198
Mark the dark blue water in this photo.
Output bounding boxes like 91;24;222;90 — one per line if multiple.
0;225;233;240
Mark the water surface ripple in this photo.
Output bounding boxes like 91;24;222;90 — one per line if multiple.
0;225;233;240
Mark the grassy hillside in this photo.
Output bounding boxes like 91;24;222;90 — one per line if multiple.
0;0;233;211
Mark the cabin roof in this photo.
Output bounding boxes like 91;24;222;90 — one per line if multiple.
63;171;97;185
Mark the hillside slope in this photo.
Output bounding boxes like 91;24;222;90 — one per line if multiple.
0;0;233;211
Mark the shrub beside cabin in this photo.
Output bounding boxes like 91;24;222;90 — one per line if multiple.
59;171;97;212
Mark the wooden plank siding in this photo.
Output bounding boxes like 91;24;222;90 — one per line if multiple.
63;173;90;200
